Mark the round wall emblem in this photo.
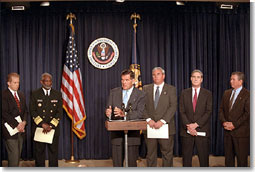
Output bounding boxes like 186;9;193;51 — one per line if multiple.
87;38;119;69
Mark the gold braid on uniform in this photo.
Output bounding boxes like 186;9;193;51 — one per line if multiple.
50;118;59;127
34;116;43;125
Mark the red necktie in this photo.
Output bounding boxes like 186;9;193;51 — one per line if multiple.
193;89;197;112
14;92;21;113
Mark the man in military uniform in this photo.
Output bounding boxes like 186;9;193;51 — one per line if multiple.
30;73;62;167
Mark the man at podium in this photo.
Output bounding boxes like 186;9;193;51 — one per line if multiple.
105;69;145;167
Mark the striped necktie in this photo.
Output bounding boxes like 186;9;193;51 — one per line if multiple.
193;89;197;112
14;92;21;113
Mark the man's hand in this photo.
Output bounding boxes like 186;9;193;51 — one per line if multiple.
186;123;198;136
113;107;125;117
186;123;199;131
17;121;26;132
147;120;156;128
188;128;197;136
42;123;52;134
105;106;112;118
223;122;235;131
154;121;164;129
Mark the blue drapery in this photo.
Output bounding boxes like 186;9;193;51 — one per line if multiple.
0;2;249;160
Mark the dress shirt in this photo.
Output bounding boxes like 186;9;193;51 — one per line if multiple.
42;87;51;96
147;82;166;124
192;87;200;102
230;86;243;107
8;87;20;101
122;86;134;108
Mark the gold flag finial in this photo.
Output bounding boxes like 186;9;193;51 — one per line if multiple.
66;12;76;24
130;12;141;32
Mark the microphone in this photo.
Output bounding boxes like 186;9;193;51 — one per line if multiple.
121;103;125;112
127;103;132;113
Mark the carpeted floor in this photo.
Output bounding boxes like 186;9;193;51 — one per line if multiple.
1;155;250;167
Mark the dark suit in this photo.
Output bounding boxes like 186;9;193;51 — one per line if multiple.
2;89;28;166
106;87;145;167
30;88;62;167
219;87;250;167
179;87;212;167
143;83;177;167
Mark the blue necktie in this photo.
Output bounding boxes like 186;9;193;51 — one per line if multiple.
123;90;129;108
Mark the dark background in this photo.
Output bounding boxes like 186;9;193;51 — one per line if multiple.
0;1;250;160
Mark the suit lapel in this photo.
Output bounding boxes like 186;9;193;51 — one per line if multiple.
17;91;24;112
187;88;194;113
118;88;123;105
231;88;245;110
196;88;204;110
156;84;167;110
7;89;21;112
127;88;136;106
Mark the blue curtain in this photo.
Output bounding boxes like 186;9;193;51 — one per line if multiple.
0;2;250;160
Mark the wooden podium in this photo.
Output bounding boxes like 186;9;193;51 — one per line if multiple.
105;120;147;167
105;120;147;131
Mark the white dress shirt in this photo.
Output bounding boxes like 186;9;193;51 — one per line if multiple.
42;87;51;96
8;87;20;101
147;82;166;124
192;87;201;102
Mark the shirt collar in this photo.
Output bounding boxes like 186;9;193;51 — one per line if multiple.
233;86;242;93
8;87;17;95
154;82;165;89
123;86;134;93
42;87;51;95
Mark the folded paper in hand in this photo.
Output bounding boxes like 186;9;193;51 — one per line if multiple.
147;124;169;139
34;127;55;144
187;130;206;136
4;116;22;136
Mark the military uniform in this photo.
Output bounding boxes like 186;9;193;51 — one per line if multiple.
29;87;62;167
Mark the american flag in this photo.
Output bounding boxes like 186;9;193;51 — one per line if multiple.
61;23;86;139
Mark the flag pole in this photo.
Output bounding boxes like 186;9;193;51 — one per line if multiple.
130;12;142;90
65;12;80;164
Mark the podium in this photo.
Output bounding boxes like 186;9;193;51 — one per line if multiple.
105;120;147;167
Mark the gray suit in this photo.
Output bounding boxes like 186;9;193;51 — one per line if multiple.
106;87;145;167
143;83;177;167
179;87;212;166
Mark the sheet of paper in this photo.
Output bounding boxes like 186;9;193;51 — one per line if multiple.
34;127;55;144
147;124;169;139
187;130;206;136
15;115;22;123
4;123;19;136
4;115;23;136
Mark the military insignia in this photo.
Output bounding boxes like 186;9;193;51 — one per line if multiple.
34;116;43;125
50;118;59;127
87;37;119;69
38;103;42;107
37;99;43;102
51;100;58;103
